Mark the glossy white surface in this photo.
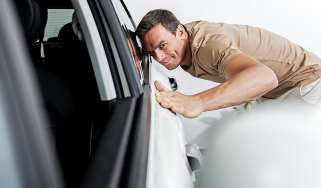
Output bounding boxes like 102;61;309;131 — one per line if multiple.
147;61;194;188
203;104;321;188
169;67;234;148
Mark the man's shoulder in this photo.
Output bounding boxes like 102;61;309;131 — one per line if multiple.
184;20;227;33
184;21;203;32
184;20;215;35
185;21;234;54
185;21;229;45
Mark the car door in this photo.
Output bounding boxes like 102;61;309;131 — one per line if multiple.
7;0;196;187
106;1;195;188
71;0;151;187
75;0;194;187
10;0;151;186
0;0;62;187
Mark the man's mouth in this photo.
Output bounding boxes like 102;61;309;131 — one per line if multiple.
162;58;171;66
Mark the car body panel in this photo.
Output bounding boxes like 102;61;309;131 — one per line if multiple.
147;61;194;188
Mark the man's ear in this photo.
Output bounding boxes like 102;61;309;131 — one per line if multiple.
176;24;187;39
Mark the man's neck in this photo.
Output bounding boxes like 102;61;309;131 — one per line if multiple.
180;36;192;67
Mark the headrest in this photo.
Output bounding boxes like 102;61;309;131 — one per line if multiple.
14;0;48;43
58;23;79;42
58;12;83;42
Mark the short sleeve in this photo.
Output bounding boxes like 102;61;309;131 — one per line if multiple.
196;34;242;76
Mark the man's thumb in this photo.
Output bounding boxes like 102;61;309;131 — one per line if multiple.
154;80;170;92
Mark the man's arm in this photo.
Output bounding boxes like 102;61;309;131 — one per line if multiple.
197;53;278;109
155;53;278;118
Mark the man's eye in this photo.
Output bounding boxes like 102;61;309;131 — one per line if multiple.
159;43;166;49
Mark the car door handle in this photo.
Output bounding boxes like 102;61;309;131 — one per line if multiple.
186;144;203;188
186;144;203;171
168;77;178;91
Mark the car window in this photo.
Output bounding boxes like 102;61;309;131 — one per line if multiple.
44;9;74;41
112;0;144;83
42;7;117;100
126;29;144;84
111;0;135;31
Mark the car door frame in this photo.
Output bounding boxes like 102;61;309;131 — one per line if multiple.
71;0;152;188
0;0;63;187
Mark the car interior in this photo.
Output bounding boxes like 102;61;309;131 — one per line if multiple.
12;0;154;187
13;0;108;186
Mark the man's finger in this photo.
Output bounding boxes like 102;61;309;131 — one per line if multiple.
155;92;162;102
154;80;170;92
160;101;171;108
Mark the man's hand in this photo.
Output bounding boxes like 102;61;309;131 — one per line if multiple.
154;80;204;118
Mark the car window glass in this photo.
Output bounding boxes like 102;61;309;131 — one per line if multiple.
40;6;116;100
0;81;23;188
126;29;144;83
73;7;120;99
111;0;135;31
44;9;74;41
112;0;144;83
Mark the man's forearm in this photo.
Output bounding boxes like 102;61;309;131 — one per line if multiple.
195;64;278;111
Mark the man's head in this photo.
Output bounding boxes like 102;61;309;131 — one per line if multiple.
136;9;190;70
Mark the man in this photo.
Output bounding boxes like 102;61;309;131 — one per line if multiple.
136;9;321;118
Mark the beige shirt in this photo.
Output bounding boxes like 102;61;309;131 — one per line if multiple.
181;21;321;99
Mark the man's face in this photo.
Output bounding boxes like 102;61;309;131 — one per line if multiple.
143;24;187;70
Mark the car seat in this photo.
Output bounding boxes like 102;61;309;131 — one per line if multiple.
13;0;98;186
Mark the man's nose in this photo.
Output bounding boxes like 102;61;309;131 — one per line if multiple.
154;49;165;62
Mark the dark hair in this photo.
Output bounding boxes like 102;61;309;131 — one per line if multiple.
136;9;181;43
